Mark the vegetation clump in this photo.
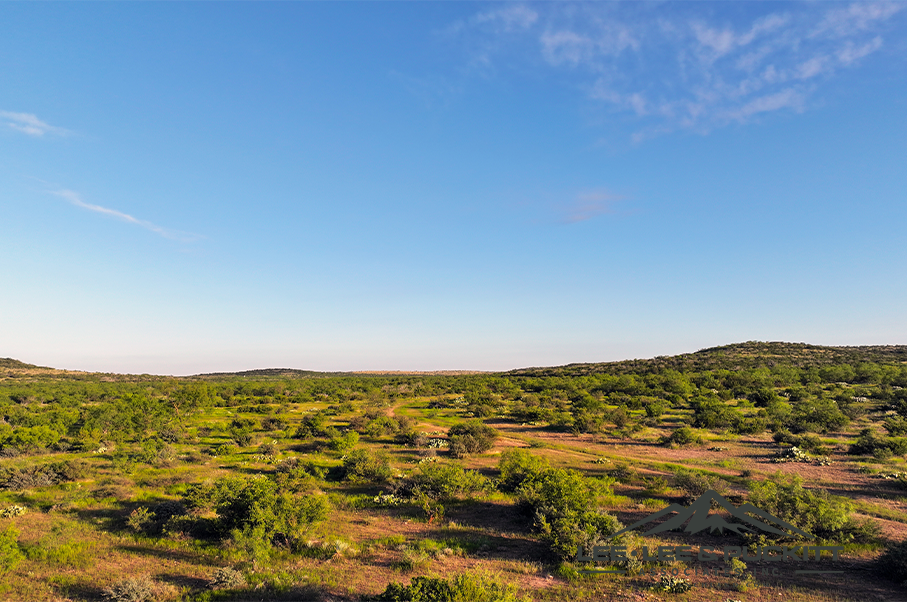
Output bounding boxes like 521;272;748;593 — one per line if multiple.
673;469;728;500
209;566;246;589
102;575;157;602
0;526;23;576
340;448;393;483
654;576;692;593
662;426;702;447
182;475;327;543
447;421;498;458
371;572;528;602
848;428;907;460
3;344;907;600
748;473;877;543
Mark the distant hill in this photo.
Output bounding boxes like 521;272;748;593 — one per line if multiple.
506;341;907;377
0;358;43;369
4;341;906;380
194;368;345;379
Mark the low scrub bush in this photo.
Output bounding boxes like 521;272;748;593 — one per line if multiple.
328;430;359;453
371;572;529;602
518;467;622;560
0;526;23;576
399;461;489;499
790;398;849;434
0;459;87;491
661;426;702;447
209;566;246;589
772;430;828;454
294;411;329;439
748;473;872;543
673;469;727;500
273;457;327;492
655;576;692;593
884;416;907;437
103;575;157;602
448;421;498;458
497;449;550;492
849;429;907;460
340;448;393;483
396;430;429;448
182;475;327;541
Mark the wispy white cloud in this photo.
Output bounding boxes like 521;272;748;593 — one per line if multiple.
811;2;902;38
473;5;538;33
51;189;202;242
561;190;622;224
449;2;903;138
723;88;806;122
837;36;884;66
541;22;638;67
0;111;68;137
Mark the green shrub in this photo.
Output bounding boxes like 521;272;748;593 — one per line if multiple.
272;457;327;492
103;576;156;602
414;491;445;524
884;416;907;437
673;469;727;500
210;442;238;457
692;398;743;430
229;417;257;446
257;441;279;457
748;473;857;542
2;425;62;453
23;538;92;568
448;421;498;458
791;398;849;434
655;576;692;593
773;430;828;454
182;475;327;540
397;430;429;447
371;572;529;602
497;449;550;492
127;507;154;533
518;468;622;560
0;460;87;490
209;566;247;589
328;430;359;453
138;437;176;465
748;388;780;407
402;462;488;499
261;416;288;431
364;415;401;437
340;448;393;483
294;411;329;439
662;426;702;447
0;526;23;576
849;429;907;459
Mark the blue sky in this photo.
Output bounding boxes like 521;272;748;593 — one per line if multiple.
2;2;905;375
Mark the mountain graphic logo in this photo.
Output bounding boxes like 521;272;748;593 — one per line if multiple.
612;490;814;539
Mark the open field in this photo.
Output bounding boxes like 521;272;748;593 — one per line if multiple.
2;342;907;601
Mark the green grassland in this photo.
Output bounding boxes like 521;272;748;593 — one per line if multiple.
1;342;907;601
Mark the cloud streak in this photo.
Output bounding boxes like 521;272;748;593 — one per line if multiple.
51;189;202;242
1;111;68;137
451;2;904;138
561;190;623;224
